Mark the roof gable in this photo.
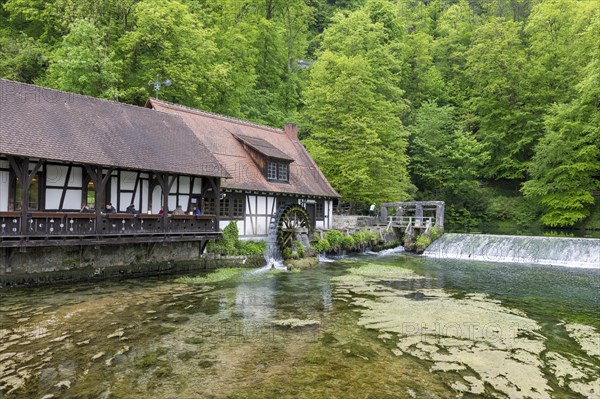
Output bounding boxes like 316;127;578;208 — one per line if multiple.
147;99;339;198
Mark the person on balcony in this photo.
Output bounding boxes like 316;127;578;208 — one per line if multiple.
105;203;117;214
126;204;139;214
172;205;185;215
192;206;202;215
80;204;94;213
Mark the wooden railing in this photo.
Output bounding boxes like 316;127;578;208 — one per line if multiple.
387;216;435;228
0;212;218;246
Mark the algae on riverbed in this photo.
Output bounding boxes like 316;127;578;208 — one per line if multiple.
332;262;600;399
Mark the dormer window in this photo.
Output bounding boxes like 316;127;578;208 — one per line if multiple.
278;163;288;181
233;133;293;184
267;161;289;182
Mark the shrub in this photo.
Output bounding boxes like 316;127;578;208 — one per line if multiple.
341;235;355;250
292;240;305;257
207;221;265;256
236;240;266;255
416;234;431;248
430;225;443;241
324;230;345;251
312;238;331;253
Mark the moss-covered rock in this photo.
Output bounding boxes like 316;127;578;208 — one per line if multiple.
284;256;319;271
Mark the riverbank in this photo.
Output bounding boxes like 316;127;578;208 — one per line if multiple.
0;253;265;288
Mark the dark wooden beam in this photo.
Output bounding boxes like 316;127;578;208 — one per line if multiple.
7;156;44;233
84;164;114;233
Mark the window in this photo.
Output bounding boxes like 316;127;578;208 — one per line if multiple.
204;197;215;215
316;201;325;220
267;161;289;182
15;176;40;210
278;163;288;181
219;195;245;219
85;180;95;209
232;197;244;218
267;162;277;180
220;197;230;217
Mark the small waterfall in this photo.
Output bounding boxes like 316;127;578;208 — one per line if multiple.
377;245;405;257
264;214;286;270
424;233;600;268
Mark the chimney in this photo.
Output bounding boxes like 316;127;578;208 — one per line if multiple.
284;123;298;140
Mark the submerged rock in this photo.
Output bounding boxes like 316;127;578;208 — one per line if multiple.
271;318;320;329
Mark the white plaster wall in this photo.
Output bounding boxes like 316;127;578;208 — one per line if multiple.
46;165;67;186
179;176;190;193
63;190;82;210
246;195;256;214
192;178;202;194
141;180;149;213
70;167;82;187
152;186;162;214
45;189;62;209
256;216;268;236
267;196;276;215
168;195;177;213
179;195;190;211
120;171;137;190
120;192;133;211
256;196;266;214
0;171;9;211
110;177;118;207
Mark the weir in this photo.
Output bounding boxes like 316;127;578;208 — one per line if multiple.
424;233;600;268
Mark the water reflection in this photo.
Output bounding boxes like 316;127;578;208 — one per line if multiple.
1;254;599;398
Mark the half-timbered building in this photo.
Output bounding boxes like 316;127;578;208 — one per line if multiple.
146;99;339;239
0;79;229;250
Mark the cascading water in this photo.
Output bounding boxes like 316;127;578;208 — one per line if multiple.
264;211;286;270
424;233;600;268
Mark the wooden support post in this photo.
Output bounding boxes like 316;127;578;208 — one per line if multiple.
154;172;177;232
8;156;44;235
85;165;114;234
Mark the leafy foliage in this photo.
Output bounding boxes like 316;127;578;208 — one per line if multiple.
1;0;599;228
206;221;265;256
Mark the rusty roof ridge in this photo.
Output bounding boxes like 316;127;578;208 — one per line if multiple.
0;79;166;117
149;98;285;135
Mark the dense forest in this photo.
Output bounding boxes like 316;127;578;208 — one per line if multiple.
1;0;598;231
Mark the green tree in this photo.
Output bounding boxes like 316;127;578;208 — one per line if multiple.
0;30;47;82
38;19;120;98
522;7;600;227
410;101;488;200
118;0;218;106
465;17;532;180
303;5;413;206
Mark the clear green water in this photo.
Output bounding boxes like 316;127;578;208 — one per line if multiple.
1;254;599;398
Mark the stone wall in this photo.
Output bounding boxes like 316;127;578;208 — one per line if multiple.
332;215;375;229
0;243;265;287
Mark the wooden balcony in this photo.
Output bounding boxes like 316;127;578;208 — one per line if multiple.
0;212;220;248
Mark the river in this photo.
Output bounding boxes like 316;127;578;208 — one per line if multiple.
1;252;599;398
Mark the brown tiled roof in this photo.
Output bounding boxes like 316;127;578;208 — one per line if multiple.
147;99;339;198
233;133;294;161
0;80;229;178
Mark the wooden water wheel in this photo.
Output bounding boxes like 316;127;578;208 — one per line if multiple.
277;204;311;250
